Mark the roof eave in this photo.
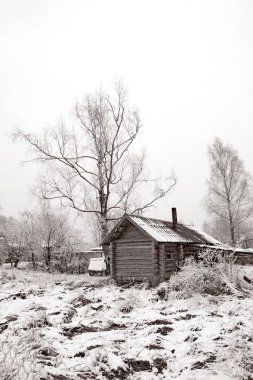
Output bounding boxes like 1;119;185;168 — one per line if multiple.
101;214;159;246
100;215;127;246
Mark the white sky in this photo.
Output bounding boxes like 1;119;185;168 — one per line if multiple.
1;0;253;227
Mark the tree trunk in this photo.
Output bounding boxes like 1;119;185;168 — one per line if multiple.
31;250;36;269
230;224;236;246
100;214;108;242
228;202;236;245
45;246;51;270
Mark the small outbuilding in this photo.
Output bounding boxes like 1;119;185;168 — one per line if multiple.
101;208;221;284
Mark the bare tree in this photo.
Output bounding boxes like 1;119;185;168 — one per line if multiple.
205;137;253;245
0;215;27;268
34;203;75;269
13;82;176;240
20;210;40;269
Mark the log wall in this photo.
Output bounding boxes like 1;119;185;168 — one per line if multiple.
113;240;153;282
118;223;148;241
183;243;201;258
152;244;160;285
159;243;179;280
236;253;253;265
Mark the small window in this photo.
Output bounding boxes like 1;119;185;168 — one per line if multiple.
166;253;172;260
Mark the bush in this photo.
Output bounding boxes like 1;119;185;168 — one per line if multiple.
0;270;16;283
0;328;43;379
157;249;252;299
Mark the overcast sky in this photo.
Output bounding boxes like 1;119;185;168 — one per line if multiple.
1;0;253;227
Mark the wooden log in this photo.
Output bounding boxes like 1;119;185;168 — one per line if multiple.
115;258;152;263
159;243;166;282
115;276;152;281
118;224;149;241
115;246;152;251
116;264;153;270
115;242;152;246
115;272;153;277
152;242;159;275
115;251;151;256
110;242;116;279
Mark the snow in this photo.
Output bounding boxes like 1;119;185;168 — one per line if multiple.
0;266;253;379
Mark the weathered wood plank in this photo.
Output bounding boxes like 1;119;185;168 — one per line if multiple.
116;262;152;268
115;247;152;252
159;243;166;282
115;255;152;260
117;224;149;241
115;254;151;260
115;276;153;281
116;247;152;251
115;239;151;246
115;263;152;268
115;248;152;252
166;264;176;269
115;271;153;277
115;260;152;265
110;242;116;279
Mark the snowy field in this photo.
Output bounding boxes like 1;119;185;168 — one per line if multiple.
0;266;253;380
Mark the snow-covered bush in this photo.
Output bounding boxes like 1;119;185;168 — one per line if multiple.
117;288;141;313
88;349;129;379
158;249;252;299
50;253;88;274
0;270;16;284
0;329;43;379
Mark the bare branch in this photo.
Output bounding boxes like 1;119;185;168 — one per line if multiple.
205;137;253;245
13;81;175;241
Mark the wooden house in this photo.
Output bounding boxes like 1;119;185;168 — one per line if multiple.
101;208;221;284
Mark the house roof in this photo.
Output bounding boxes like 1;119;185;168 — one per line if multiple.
101;214;221;245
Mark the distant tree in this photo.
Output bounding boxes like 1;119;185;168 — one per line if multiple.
0;215;27;267
20;210;40;269
0;204;82;271
34;203;77;270
0;215;7;265
203;218;232;245
13;81;176;241
204;137;253;245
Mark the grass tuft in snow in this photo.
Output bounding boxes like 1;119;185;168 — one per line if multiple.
157;250;253;300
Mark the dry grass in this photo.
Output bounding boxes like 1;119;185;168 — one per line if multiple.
1;262;253;379
0;264;103;286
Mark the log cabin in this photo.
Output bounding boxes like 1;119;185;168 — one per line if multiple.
101;208;221;285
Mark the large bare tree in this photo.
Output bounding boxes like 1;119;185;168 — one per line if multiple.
205;137;253;245
14;82;176;240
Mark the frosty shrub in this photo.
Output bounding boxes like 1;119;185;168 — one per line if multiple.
89;348;129;379
160;249;252;299
117;288;141;313
0;270;16;283
49;253;88;274
0;328;43;380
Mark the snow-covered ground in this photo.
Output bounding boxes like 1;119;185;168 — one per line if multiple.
0;266;253;380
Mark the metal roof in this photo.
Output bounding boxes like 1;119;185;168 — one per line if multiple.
102;214;221;245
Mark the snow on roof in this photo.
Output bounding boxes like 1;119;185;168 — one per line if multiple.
199;244;253;254
184;224;221;245
129;215;192;243
102;214;222;245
